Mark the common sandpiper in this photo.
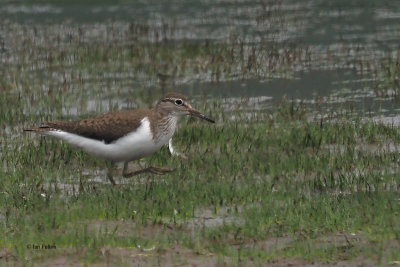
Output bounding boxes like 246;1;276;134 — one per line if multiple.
24;92;215;185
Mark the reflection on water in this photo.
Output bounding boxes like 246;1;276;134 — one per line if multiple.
0;1;399;44
0;0;399;117
1;1;399;46
179;70;360;98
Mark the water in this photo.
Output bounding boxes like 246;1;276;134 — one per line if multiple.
2;1;399;44
2;1;400;45
1;0;400;116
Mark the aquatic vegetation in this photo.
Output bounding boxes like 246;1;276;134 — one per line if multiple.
1;2;400;264
1;95;400;265
375;56;400;97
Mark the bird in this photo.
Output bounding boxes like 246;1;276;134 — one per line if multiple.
24;92;215;185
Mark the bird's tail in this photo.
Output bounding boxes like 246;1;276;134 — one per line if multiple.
23;126;52;133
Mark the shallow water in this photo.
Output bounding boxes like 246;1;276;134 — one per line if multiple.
1;0;400;117
2;1;400;46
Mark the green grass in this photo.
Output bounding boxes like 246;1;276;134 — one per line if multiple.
375;56;400;97
2;97;400;265
1;21;400;266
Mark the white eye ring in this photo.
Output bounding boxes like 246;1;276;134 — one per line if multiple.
175;99;183;106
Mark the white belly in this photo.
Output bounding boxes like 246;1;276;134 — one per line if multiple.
44;117;168;162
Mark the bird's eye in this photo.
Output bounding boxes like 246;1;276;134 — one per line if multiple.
175;99;183;106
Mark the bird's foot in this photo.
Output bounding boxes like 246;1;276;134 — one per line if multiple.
168;138;188;160
107;162;117;186
108;175;117;186
123;166;174;178
148;166;175;175
174;152;188;160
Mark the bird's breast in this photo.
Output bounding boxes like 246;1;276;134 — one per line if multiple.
152;115;178;145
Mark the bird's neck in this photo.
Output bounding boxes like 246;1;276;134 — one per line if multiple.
151;109;179;143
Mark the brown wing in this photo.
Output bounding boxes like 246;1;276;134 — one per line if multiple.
39;109;152;144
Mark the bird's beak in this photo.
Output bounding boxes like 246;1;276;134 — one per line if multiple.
188;107;215;123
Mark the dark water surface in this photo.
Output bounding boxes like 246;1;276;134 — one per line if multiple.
1;0;400;116
2;1;399;46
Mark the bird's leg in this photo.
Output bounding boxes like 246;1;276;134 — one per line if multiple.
148;166;175;174
122;162;129;176
122;161;148;177
168;138;188;159
139;161;175;175
122;161;174;178
107;162;117;186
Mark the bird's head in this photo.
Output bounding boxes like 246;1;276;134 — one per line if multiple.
156;92;215;123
